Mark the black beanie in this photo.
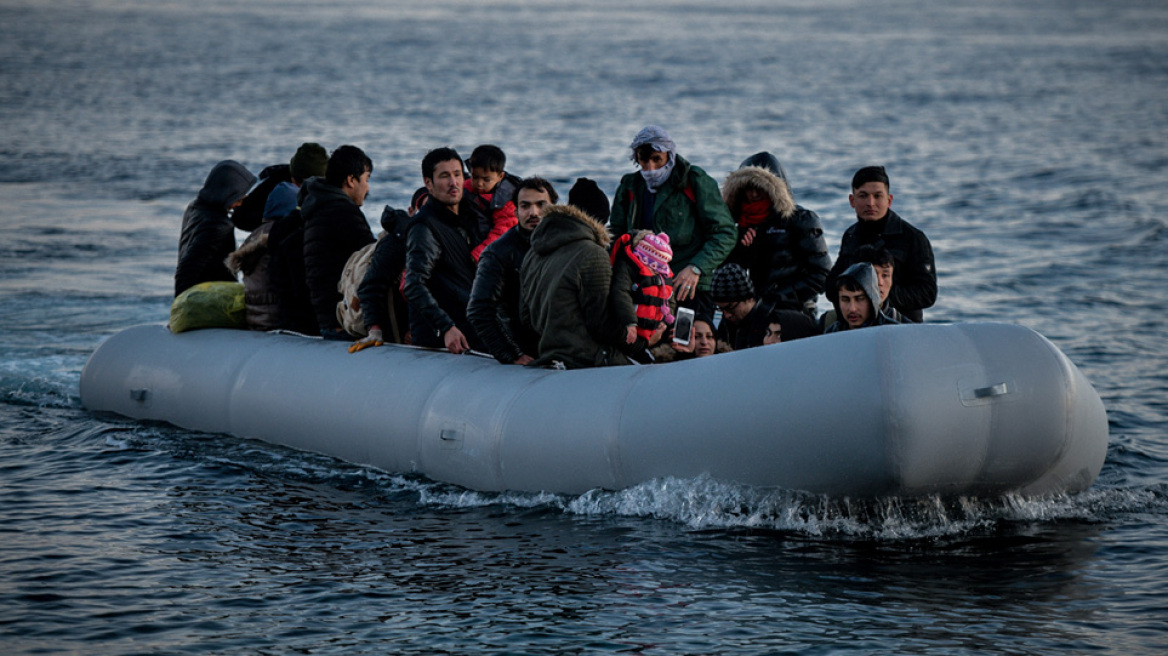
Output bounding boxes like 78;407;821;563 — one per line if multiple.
290;142;329;182
568;178;610;223
711;264;755;303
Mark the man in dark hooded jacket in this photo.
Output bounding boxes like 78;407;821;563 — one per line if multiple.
174;160;257;296
301;145;376;338
722;152;832;316
824;262;901;333
521;204;630;369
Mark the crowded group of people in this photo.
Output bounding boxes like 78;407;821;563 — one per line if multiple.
173;126;937;369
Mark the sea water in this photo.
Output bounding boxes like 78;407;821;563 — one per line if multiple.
2;0;1167;653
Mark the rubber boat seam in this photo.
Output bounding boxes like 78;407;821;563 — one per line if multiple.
492;369;556;490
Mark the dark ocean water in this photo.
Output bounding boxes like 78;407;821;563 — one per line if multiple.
2;0;1167;653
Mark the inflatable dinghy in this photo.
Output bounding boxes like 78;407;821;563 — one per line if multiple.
80;322;1108;498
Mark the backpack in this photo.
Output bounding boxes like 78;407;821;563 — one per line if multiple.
336;240;378;338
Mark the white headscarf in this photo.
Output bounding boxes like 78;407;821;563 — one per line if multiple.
630;125;677;192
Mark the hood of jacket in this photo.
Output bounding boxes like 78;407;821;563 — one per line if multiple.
836;262;884;327
529;204;611;256
225;227;269;276
299;176;356;220
197;160;257;211
721;158;796;220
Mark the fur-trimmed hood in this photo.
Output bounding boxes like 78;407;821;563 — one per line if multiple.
225;228;268;276
721;165;796;220
529;204;611;256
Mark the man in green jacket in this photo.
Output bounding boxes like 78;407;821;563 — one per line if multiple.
520;204;630;369
610;126;737;318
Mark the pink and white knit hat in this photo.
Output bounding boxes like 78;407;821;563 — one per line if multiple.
634;232;673;276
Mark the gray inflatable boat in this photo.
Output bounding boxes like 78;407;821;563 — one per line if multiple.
80;322;1108;498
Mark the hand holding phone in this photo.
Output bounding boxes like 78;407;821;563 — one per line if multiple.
673;307;695;346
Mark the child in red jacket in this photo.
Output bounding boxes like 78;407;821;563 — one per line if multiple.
610;231;675;354
464;144;521;260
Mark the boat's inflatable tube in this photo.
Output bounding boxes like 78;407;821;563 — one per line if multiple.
80;322;1108;498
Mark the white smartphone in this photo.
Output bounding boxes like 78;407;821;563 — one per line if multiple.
673;307;695;345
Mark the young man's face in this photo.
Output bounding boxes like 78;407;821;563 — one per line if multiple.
344;169;371;207
839;287;873;329
763;322;782;345
425;159;464;208
849;182;892;222
636;150;670;171
874;263;893;302
515;187;551;232
469;167;505;195
692;321;716;357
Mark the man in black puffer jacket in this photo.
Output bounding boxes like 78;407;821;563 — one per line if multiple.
174;160;257;296
467;177;557;364
404;147;485;353
301;145;376;338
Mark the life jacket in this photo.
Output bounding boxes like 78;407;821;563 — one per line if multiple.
611;234;674;340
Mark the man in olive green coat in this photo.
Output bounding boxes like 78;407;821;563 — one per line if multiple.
609;125;737;318
520;204;630;369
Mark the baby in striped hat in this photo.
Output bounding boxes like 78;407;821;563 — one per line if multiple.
610;230;676;354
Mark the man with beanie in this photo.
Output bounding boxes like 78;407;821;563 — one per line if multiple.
230;143;328;232
568;177;609;223
175;159;257;296
710;262;773;351
225;143;328;331
825;166;936;322
610;125;737;320
824;262;901;333
468;177;557;364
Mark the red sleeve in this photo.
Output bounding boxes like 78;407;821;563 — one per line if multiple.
471;201;518;261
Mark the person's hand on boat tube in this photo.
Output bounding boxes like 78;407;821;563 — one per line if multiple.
348;327;384;353
673;266;700;303
444;326;470;354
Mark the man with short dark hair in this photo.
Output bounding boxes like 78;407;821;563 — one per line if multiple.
825;166;936;322
403;147;485;353
300;144;376;338
853;243;904;324
468;178;557;364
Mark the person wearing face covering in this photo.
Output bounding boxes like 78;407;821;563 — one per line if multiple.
610;125;737;319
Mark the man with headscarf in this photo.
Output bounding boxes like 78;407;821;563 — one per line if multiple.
610;126;737;318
